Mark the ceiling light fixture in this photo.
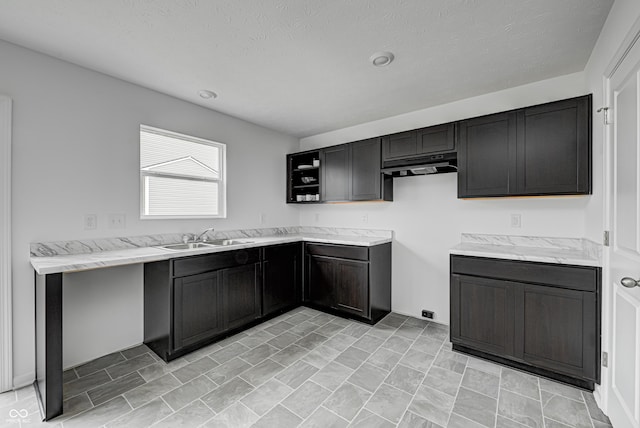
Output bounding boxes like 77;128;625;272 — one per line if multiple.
198;90;217;99
370;51;395;67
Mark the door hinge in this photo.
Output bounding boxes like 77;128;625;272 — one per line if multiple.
602;351;608;367
597;107;611;125
604;230;610;247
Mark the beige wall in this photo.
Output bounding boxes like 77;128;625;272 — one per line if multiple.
299;72;590;325
1;39;300;385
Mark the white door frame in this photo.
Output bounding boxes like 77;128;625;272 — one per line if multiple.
0;96;12;393
600;14;640;422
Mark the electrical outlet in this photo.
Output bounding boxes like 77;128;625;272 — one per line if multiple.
84;214;97;230
510;214;522;228
361;214;369;224
259;213;266;224
421;310;435;319
108;213;126;229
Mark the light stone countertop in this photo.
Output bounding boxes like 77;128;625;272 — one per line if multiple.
450;233;602;267
30;232;392;275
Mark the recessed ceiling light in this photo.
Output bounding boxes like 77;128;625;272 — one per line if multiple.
370;51;395;67
198;90;217;99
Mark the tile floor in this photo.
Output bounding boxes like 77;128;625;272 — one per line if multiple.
0;308;613;428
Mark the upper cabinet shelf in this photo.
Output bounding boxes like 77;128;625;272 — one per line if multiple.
287;150;321;203
458;95;592;198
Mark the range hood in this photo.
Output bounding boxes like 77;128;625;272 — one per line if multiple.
381;152;457;177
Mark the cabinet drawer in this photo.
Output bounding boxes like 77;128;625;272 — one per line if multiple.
264;242;301;260
305;243;368;261
173;249;260;278
450;255;598;292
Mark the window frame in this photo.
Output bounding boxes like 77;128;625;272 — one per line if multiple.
139;124;227;219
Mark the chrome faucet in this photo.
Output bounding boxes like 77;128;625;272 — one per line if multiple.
194;227;215;243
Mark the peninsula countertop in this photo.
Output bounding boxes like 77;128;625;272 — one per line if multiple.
30;227;394;275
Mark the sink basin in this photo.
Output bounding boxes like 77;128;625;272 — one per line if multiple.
160;242;214;250
207;239;254;246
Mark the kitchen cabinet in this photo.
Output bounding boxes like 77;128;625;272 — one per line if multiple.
457;112;517;197
263;243;302;316
288;139;392;203
287;150;321;203
173;271;224;351
304;242;391;323
381;123;456;162
222;263;261;330
450;274;516;357
351;138;383;201
516;96;591;195
144;248;261;361
321;144;351;202
458;95;592;198
450;255;600;389
145;239;390;361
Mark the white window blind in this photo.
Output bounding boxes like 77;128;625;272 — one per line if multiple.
140;125;226;218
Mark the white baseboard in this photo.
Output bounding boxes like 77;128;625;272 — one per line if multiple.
12;372;34;390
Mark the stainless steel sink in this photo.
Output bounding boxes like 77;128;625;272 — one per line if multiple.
207;239;254;246
159;242;215;250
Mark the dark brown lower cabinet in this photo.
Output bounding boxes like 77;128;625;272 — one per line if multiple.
263;243;302;316
450;275;516;357
305;242;391;323
144;241;390;362
334;259;369;316
222;263;261;330
307;255;335;308
173;272;224;351
518;283;597;380
144;248;262;361
450;255;600;389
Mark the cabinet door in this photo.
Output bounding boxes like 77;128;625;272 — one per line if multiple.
516;96;591;195
222;263;261;330
458;112;517;198
321;144;350;202
334;259;369;316
417;123;456;155
351;138;381;201
306;254;335;308
263;244;301;316
515;284;597;380
381;130;417;161
173;271;224;351
450;274;516;357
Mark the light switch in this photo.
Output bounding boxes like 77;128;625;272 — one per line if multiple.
108;213;126;229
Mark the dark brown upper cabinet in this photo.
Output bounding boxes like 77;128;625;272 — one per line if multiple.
458;95;592;198
516;97;591;195
351;138;387;201
457;112;517;197
321;144;351;202
286;150;321;204
320;139;392;202
382;123;456;162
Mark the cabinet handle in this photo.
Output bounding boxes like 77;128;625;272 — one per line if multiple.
620;277;640;288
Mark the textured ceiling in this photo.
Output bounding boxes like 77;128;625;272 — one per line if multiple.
0;0;612;137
